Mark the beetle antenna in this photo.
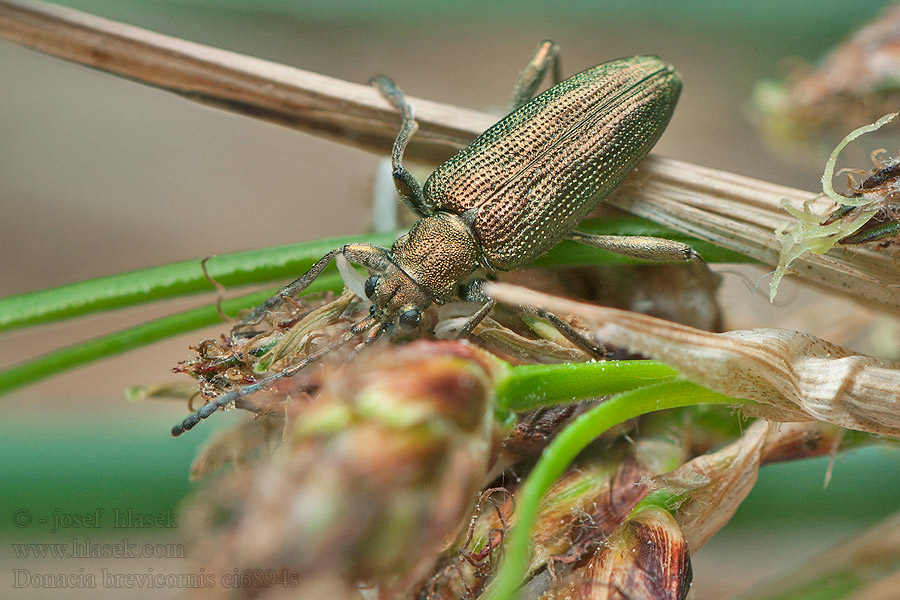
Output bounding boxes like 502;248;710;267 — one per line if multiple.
171;315;378;437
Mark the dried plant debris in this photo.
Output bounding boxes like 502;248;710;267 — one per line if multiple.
424;429;690;599
538;506;692;600
182;341;503;599
423;412;850;599
646;420;850;553
754;3;900;143
172;258;723;446
174;284;884;599
771;113;900;300
735;511;900;600
486;283;900;438
175;290;361;406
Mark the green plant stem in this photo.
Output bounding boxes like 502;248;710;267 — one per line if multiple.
480;380;751;600
496;360;678;413
0;217;749;333
0;232;399;332
0;275;343;396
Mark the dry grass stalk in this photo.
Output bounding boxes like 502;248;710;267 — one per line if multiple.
486;282;900;438
2;0;899;316
0;0;493;162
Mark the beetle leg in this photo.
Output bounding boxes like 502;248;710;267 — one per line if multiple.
233;244;394;333
569;231;699;262
838;219;900;245
522;306;607;359
508;40;562;111
454;299;498;338
370;75;434;218
232;248;343;332
437;278;495;338
463;278;605;358
348;320;388;359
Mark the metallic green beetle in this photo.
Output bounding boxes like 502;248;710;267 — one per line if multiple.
172;45;685;436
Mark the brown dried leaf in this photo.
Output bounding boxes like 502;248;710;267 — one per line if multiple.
653;420;855;552
652;421;769;551
541;506;691;600
485;283;900;438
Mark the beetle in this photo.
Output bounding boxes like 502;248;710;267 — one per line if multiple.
172;42;688;437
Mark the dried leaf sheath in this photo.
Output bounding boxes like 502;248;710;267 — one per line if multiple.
486;283;900;438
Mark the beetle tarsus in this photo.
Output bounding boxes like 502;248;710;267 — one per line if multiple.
509;40;562;111
525;306;608;359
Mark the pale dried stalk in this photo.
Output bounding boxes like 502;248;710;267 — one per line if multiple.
656;420;770;553
0;0;494;162
612;156;900;315
486;283;900;438
2;0;898;314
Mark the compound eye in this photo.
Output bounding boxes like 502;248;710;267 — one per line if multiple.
364;275;380;299
398;308;421;330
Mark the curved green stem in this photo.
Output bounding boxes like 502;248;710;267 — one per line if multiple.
496;360;678;414
0;274;343;395
480;380;751;600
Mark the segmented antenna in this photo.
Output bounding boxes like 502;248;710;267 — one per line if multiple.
171;316;379;436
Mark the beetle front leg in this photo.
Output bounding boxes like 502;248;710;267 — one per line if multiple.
444;278;496;338
371;75;434;218
233;243;394;333
569;231;699;262
232;248;343;332
508;40;562;111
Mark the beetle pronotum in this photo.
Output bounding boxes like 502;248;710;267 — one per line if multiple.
172;42;691;437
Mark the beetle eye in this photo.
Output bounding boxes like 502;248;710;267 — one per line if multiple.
398;308;421;330
364;275;380;299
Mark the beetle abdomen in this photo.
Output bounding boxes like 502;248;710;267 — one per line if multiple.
423;56;681;271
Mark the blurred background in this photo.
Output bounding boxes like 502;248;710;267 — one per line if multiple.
1;1;899;598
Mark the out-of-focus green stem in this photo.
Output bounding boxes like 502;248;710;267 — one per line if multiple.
0;274;343;396
481;380;751;600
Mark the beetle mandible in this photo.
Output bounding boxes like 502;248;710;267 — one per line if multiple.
172;42;688;437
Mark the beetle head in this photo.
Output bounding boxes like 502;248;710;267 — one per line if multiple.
362;261;432;330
